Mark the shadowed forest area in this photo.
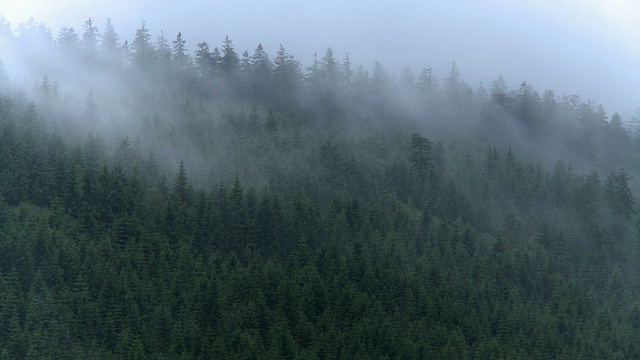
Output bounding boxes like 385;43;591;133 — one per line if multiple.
1;17;640;359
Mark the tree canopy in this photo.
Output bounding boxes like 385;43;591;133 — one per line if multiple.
0;16;640;359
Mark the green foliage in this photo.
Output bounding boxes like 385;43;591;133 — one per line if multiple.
1;18;640;359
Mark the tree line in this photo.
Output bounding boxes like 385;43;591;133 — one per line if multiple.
1;16;640;359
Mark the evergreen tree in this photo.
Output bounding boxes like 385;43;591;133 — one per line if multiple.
273;44;301;108
155;31;172;69
173;160;192;204
56;27;80;56
211;47;222;73
132;21;155;69
605;170;635;219
609;112;628;145
321;47;338;83
194;41;213;78
83;90;98;123
305;52;320;86
220;35;239;76
274;44;299;79
240;50;251;77
410;133;433;178
2;17;640;359
81;18;99;63
417;67;438;94
172;32;190;71
121;39;132;68
490;74;509;106
100;18;121;64
250;43;273;100
113;137;135;173
516;81;541;129
341;53;353;95
15;17;53;49
444;61;461;102
251;43;273;77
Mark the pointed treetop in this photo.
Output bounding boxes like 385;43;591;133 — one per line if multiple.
57;27;80;54
220;35;239;74
101;18;120;59
417;67;438;92
81;18;99;59
251;43;272;74
132;20;154;68
155;30;171;65
172;32;190;70
173;160;192;203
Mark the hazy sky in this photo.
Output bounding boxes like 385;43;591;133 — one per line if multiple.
2;0;639;115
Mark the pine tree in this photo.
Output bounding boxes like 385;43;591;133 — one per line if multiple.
211;47;222;74
173;160;192;204
155;31;171;69
101;18;120;64
490;74;509;106
121;39;132;68
444;61;461;102
321;47;338;83
194;42;213;77
371;61;388;103
305;52;319;85
605;170;635;219
274;44;299;78
81;18;99;63
251;43;272;76
220;35;239;76
15;17;53;49
341;53;353;95
417;67;437;94
516;81;541;128
240;50;251;77
229;178;247;253
410;134;433;179
113;137;135;174
609;112;628;145
250;43;273;99
273;44;301;107
132;21;154;69
83;90;98;123
172;32;190;71
56;27;80;56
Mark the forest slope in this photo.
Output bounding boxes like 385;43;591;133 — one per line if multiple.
0;18;639;359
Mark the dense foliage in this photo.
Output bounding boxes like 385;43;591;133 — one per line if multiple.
1;17;640;359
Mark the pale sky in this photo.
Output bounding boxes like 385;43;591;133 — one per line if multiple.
1;0;639;114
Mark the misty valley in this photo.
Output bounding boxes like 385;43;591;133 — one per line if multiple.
1;16;640;359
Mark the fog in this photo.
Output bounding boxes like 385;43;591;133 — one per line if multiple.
2;0;639;115
0;0;639;191
4;3;640;358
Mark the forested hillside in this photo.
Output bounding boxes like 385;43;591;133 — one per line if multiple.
1;17;640;359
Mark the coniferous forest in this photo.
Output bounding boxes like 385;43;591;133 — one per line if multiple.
2;17;640;359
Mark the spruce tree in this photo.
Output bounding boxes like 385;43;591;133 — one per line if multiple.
101;18;121;65
172;32;190;71
220;35;239;76
132;21;154;69
81;18;99;63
